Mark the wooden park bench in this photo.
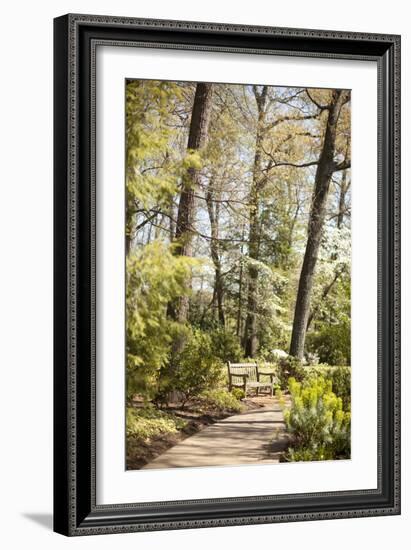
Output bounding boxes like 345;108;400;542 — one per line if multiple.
227;362;278;397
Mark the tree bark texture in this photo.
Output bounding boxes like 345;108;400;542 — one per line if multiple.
290;90;349;359
206;187;225;326
244;86;268;357
170;82;214;323
337;168;350;229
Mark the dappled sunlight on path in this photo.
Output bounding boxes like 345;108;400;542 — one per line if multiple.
143;397;288;469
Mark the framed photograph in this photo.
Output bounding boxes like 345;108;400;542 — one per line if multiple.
53;14;400;536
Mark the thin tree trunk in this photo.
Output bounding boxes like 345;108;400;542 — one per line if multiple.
236;225;246;338
206;187;225;326
337;169;349;229
306;267;344;330
290;90;349;359
125;232;132;256
169;82;214;323
168;196;176;241
125;185;135;257
145;221;153;245
244;86;268;357
244;207;260;357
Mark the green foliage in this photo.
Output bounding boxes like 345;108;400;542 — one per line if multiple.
162;328;225;404
197;389;244;413
125;81;184;242
281;376;351;461
126;406;187;441
230;387;245;400
208;328;243;363
306;320;351;366
309;227;351;324
329;366;351;410
182;149;203;171
126;241;195;399
277;356;305;388
124;82;351;427
246;259;290;351
304;365;351;411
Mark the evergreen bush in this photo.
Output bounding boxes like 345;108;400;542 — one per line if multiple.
280;376;351;461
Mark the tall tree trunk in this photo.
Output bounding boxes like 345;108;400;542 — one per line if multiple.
283;182;301;269
206;187;225;326
244;86;268;357
169;82;214;323
125;186;135;256
337;169;349;229
168;196;176;241
236;225;246;338
125;231;132;256
290;90;349;359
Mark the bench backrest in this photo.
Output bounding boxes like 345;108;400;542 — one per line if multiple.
227;362;258;383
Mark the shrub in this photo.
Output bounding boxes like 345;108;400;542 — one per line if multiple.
304;365;351;411
277;356;305;388
161;328;225;405
280;376;351;461
305;351;320;366
197;389;244;413
258;348;289;362
209;328;243;364
126;406;187;441
126;241;195;400
306;321;351;366
330;366;351;410
230;387;245;400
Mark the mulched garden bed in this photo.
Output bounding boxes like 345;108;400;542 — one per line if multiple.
126;397;267;470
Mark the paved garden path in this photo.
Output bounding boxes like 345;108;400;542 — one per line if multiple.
143;397;289;469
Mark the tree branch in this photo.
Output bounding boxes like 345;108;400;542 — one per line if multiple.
261;158;319;171
306;267;346;330
267;112;318;130
333;159;351;172
305;89;330;111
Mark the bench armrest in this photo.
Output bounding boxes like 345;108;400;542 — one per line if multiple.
257;372;278;384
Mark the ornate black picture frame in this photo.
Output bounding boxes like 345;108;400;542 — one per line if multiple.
53;13;400;536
